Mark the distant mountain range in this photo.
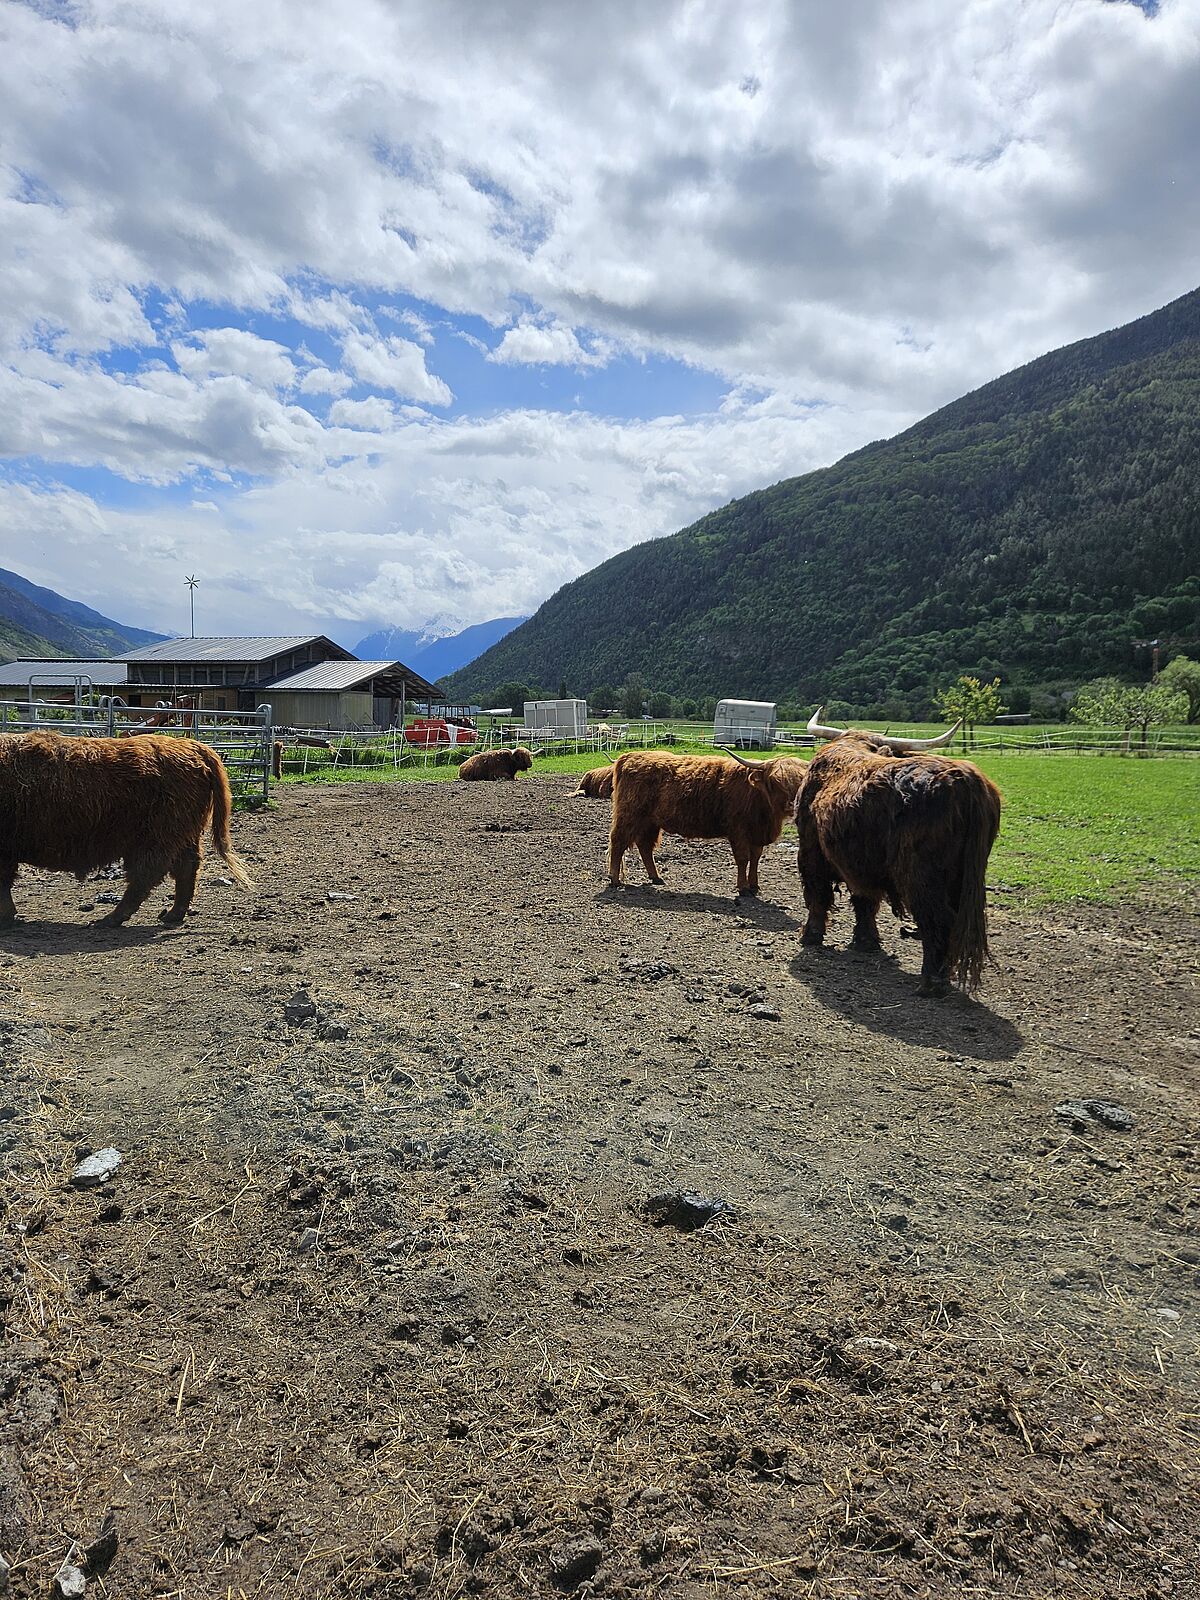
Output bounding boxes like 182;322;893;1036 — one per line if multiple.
0;567;168;661
446;286;1200;713
353;616;527;682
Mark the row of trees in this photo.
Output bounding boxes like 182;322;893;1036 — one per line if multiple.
479;656;1200;730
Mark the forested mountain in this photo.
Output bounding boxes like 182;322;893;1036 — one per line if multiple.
445;288;1200;714
0;568;167;660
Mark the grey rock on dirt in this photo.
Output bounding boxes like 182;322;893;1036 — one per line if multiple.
316;1020;350;1041
52;1554;87;1598
1054;1099;1136;1131
643;1190;736;1231
284;989;318;1025
749;1003;781;1020
70;1149;122;1188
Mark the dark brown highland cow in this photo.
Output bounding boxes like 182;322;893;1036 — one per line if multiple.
572;764;614;798
0;731;252;927
607;748;806;896
458;746;534;781
794;710;1002;996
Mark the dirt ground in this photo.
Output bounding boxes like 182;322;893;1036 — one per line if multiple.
1;776;1197;1600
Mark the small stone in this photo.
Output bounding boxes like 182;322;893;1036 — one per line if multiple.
52;1558;87;1599
844;1336;899;1356
70;1148;122;1188
316;1020;349;1042
549;1534;603;1589
284;989;317;1024
643;1190;736;1230
295;1227;320;1254
326;891;359;902
1054;1099;1135;1132
0;1554;9;1594
1150;1306;1181;1322
749;1003;780;1021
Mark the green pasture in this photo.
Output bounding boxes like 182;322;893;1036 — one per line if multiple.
278;740;1198;908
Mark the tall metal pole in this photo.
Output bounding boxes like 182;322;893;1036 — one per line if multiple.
185;574;198;638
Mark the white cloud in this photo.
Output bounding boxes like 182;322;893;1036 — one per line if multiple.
172;327;296;390
0;0;1197;636
340;332;453;406
488;319;610;368
328;395;399;430
299;365;353;396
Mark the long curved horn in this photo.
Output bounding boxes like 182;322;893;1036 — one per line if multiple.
807;706;962;751
718;745;757;767
872;721;962;752
807;706;846;740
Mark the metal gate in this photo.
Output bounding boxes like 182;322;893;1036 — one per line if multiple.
0;697;274;801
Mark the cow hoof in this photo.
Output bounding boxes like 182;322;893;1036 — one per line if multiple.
648;876;666;886
737;886;759;898
159;909;186;925
96;913;126;928
919;979;951;1000
800;930;825;948
851;937;882;953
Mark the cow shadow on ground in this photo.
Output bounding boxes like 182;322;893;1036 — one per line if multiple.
0;920;171;954
597;883;800;932
788;945;1024;1062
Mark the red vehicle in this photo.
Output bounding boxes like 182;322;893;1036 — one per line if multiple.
405;717;477;747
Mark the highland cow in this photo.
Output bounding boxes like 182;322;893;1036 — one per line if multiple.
458;747;534;781
572;764;614;798
607;748;806;896
0;731;253;927
794;710;1001;996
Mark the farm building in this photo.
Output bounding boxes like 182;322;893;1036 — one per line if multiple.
0;657;129;703
121;637;439;727
713;698;777;750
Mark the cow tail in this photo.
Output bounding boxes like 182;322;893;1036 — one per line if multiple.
947;778;1000;992
202;746;254;889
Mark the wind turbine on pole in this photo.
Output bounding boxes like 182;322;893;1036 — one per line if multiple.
185;574;198;638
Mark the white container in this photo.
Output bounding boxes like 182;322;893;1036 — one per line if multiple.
523;698;589;737
713;699;777;751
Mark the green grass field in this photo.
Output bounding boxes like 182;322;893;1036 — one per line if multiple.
279;742;1198;908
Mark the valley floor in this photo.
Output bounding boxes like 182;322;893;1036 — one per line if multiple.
1;778;1197;1598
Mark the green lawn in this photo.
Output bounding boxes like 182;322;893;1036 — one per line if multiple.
279;743;1198;908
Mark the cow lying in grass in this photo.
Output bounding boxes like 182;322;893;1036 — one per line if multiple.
0;731;252;927
572;764;614;798
607;748;806;896
458;747;534;781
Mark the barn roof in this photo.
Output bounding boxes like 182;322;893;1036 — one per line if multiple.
266;659;441;699
0;657;129;687
123;635;353;664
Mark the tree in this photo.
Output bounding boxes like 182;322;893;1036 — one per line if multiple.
647;692;673;719
620;673;647;719
590;685;618;713
934;676;1005;746
558;678;568;701
1159;654;1200;723
1071;678;1187;746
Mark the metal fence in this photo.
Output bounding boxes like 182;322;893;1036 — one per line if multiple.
271;719;677;776
0;699;275;800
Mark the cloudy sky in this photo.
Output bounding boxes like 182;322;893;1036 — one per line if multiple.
1;0;1197;647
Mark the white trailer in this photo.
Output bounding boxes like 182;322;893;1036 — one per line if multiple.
523;698;589;737
713;699;777;751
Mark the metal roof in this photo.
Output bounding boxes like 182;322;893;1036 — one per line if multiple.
123;635;351;663
0;658;129;687
266;659;441;698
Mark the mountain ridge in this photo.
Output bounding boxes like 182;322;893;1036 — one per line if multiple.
0;568;168;660
445;287;1200;712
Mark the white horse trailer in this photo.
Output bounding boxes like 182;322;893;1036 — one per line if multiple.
523;698;589;737
714;699;777;750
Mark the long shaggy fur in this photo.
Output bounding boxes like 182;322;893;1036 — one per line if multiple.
458;746;534;781
793;732;1002;994
0;731;252;927
608;750;807;896
572;764;614;798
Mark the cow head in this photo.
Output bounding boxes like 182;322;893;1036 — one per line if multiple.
513;747;534;771
719;748;808;818
806;707;961;755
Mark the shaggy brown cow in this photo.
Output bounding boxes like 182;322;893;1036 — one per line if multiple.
607;749;806;896
0;731;252;927
458;746;534;781
794;710;1001;996
572;764;614;798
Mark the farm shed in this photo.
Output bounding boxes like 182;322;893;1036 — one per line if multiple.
262;659;441;730
524;698;588;737
714;699;777;750
122;636;354;712
0;657;129;703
